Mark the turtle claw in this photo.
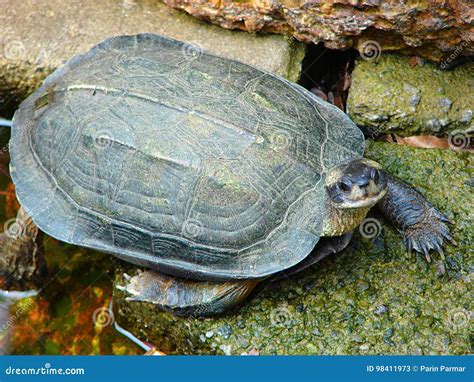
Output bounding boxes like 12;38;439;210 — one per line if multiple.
441;216;454;225
433;242;445;260
433;209;454;225
403;207;454;263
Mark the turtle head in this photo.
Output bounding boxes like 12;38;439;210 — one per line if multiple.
325;158;387;209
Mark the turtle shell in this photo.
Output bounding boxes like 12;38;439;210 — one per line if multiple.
10;34;364;281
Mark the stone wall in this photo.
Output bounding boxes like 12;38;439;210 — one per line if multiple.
163;0;474;64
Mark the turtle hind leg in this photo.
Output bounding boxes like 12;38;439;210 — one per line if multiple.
118;270;259;317
0;207;46;288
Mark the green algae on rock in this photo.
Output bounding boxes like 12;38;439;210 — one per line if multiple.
113;141;472;355
347;54;473;137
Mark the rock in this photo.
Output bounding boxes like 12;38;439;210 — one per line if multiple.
374;305;389;316
347;54;474;137
0;0;305;117
113;141;472;355
163;0;473;64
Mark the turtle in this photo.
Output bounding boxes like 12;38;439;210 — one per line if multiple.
4;33;453;316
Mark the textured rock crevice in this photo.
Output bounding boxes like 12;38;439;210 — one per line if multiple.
163;0;474;64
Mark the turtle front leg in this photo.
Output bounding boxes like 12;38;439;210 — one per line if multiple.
375;173;454;262
117;270;259;317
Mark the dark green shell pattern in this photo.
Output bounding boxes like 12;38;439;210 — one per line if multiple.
10;34;364;280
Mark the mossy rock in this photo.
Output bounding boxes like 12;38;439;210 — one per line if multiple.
347;54;473;137
113;141;473;355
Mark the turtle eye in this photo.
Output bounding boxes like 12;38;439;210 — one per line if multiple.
339;181;352;193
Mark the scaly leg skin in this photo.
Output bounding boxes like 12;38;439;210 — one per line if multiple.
118;270;259;317
376;173;454;264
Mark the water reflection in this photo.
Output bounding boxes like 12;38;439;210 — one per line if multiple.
0;290;38;354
